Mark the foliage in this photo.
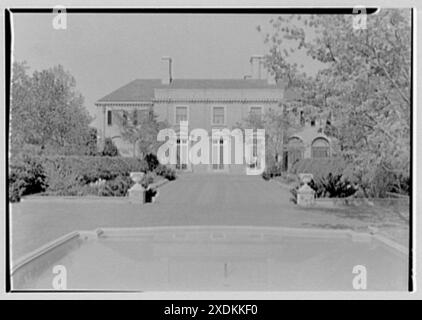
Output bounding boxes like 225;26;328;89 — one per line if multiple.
115;110;169;158
349;165;410;198
144;153;159;171
10;62;93;156
101;138;119;157
99;176;134;197
239;105;295;167
41;156;148;186
8;154;178;200
289;173;356;202
145;188;158;203
259;9;411;197
290;158;347;179
85;128;99;156
8;155;47;202
262;162;284;180
290;186;298;204
154;164;177;181
308;173;357;198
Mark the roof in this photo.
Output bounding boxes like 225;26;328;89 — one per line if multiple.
97;79;287;102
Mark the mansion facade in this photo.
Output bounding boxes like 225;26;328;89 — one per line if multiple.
95;59;334;173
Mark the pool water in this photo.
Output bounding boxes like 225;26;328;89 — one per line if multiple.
12;227;408;291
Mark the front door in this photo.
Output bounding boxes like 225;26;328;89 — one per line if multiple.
176;138;188;170
212;138;225;171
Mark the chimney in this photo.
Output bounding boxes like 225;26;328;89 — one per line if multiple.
250;55;264;79
161;56;172;85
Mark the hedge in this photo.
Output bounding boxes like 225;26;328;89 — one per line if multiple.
41;156;148;183
9;155;47;202
8;156;151;201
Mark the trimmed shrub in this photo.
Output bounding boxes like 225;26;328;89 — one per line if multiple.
99;175;134;197
41;156;148;186
154;164;176;181
262;162;285;181
8;155;47;202
309;173;357;198
101;138;119;157
9;154;174;199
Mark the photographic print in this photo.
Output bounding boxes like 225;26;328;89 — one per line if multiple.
6;7;411;292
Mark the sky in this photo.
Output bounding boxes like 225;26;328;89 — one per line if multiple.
12;13;324;121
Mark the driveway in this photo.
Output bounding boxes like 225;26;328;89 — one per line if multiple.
10;173;385;263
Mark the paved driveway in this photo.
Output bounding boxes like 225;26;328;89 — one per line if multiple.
158;173;292;212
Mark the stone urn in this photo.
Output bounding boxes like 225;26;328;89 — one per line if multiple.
297;173;315;207
298;173;314;185
128;172;145;204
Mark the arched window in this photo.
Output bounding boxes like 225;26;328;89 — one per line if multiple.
288;136;304;167
311;137;330;158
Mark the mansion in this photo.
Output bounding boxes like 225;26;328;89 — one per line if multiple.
95;57;334;173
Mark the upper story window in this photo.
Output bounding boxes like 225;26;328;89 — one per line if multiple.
212;106;225;125
107;110;112;126
175;106;188;124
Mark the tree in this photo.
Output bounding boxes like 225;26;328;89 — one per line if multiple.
10;62;94;156
10;61;33;154
239;104;295;168
259;10;411;195
116;110;169;158
85;127;99;156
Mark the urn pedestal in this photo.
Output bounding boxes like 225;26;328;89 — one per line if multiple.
297;173;315;207
128;172;145;204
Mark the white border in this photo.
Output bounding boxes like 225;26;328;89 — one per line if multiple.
0;0;419;301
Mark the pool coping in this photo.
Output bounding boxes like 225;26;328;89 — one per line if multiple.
98;225;409;256
12;225;408;276
11;230;81;275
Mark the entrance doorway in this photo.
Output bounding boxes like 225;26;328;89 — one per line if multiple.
212;138;225;171
176;138;188;170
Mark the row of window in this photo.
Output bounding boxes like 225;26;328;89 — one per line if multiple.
107;109;152;126
288;137;331;161
107;106;263;126
175;105;263;125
